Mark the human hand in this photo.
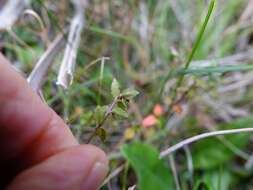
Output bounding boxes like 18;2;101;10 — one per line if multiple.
0;53;108;190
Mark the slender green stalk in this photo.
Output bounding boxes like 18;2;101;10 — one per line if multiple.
176;64;253;76
164;0;216;99
122;162;129;190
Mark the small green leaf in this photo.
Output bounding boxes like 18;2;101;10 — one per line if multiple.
111;78;120;98
121;142;173;190
95;128;107;142
93;106;107;124
117;100;128;111
113;107;128;118
122;88;139;98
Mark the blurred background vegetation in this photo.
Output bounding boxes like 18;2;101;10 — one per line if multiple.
2;0;253;189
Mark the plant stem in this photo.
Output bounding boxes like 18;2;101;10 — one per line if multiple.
159;127;253;158
86;97;119;143
169;0;216;101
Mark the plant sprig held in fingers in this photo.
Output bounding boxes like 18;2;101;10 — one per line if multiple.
87;78;139;143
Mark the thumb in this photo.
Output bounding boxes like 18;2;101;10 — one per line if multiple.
7;145;108;190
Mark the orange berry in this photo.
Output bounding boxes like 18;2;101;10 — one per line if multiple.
153;104;164;117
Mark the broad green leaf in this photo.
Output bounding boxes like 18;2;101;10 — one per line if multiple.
95;128;107;142
122;88;139;98
111;78;120;98
192;118;253;169
121;142;173;190
113;107;128;118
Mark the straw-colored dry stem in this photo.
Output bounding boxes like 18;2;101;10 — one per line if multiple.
160;128;253;158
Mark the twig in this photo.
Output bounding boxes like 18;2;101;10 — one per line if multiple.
101;164;125;187
57;0;85;89
159;128;253;158
23;9;46;32
27;34;65;92
86;97;119;143
0;0;30;30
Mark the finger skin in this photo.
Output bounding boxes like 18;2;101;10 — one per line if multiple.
0;54;105;189
0;53;78;186
0;54;77;162
7;145;108;190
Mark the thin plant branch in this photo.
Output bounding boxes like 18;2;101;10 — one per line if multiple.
86;96;119;143
160;127;253;158
23;9;46;32
0;0;30;30
57;0;85;89
7;28;31;49
101;164;125;187
27;34;65;92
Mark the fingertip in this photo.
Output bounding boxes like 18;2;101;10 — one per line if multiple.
80;144;108;166
7;145;108;190
79;145;109;190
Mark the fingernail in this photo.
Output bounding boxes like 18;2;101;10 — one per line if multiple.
82;162;108;190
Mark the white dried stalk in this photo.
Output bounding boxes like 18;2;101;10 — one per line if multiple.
0;0;30;30
27;34;65;92
57;0;85;89
23;9;46;31
160;128;253;158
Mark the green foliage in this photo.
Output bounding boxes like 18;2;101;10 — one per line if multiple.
162;0;216;97
122;88;139;99
121;142;174;190
95;128;107;142
176;64;253;76
193;181;214;190
91;78;138;141
93;106;107;125
201;169;233;190
112;107;128;118
111;78;121;98
192;118;253;169
15;46;43;67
